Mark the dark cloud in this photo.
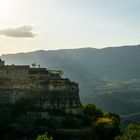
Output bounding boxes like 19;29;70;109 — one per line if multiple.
0;25;39;38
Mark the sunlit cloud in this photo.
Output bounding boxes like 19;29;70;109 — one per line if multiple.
0;25;39;38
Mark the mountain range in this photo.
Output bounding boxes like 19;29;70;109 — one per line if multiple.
1;45;140;116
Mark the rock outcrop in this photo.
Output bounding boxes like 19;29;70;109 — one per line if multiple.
0;59;81;114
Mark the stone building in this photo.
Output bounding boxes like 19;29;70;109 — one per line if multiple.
0;59;81;114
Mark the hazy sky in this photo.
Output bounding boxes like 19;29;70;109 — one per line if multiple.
0;0;140;55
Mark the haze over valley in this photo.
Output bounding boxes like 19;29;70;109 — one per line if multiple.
1;44;140;116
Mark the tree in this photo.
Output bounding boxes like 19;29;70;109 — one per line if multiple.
95;112;120;139
35;133;53;140
115;124;140;140
32;63;37;68
82;103;103;121
104;112;120;126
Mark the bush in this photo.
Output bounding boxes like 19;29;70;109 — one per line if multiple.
35;133;53;140
115;124;140;140
82;103;103;122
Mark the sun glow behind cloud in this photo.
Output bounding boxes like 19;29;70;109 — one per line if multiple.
0;0;10;11
0;0;19;26
0;0;14;15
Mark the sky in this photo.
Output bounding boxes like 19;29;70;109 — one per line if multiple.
0;0;140;55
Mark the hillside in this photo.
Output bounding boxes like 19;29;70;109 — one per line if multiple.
1;45;140;116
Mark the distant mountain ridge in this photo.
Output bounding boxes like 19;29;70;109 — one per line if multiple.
2;45;140;80
1;45;140;116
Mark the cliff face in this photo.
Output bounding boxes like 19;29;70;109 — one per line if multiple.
0;59;81;114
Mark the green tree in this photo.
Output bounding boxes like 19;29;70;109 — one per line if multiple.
35;133;53;140
82;103;103;121
94;112;120;139
32;63;37;68
104;112;120;126
115;124;140;140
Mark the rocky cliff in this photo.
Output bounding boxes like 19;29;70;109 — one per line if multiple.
0;59;81;114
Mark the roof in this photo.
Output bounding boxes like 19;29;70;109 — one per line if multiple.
1;65;30;70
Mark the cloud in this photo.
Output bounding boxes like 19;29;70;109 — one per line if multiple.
0;25;39;38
